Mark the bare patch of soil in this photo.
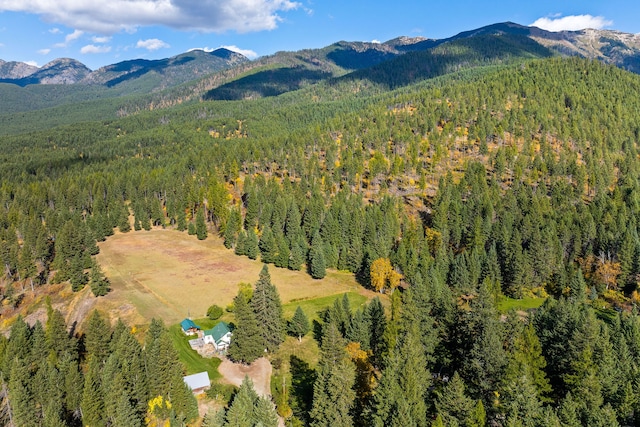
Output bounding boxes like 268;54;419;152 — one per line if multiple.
217;357;273;398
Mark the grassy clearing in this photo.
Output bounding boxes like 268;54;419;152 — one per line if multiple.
168;323;222;380
497;296;546;313
96;229;369;325
283;291;368;321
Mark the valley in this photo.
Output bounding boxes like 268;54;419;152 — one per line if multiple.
1;19;640;426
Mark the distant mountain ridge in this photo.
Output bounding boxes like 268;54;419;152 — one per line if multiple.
0;48;248;88
2;21;640;124
2;23;640;92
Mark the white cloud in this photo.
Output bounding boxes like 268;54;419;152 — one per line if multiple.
371;39;381;44
38;48;51;55
531;14;613;32
80;44;111;54
49;27;61;34
24;60;38;66
92;36;111;43
65;29;84;43
0;0;301;34
53;29;84;48
137;38;170;51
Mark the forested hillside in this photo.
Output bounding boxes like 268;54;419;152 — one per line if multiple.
2;50;640;425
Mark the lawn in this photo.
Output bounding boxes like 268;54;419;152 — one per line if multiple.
96;229;371;325
168;323;222;380
497;296;546;313
282;291;368;321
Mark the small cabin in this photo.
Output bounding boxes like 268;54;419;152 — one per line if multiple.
180;318;200;336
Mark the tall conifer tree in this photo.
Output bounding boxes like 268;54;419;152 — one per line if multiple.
309;231;326;279
251;265;285;352
228;291;264;363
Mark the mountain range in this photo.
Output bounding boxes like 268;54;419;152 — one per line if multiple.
2;22;640;90
2;21;640;134
0;47;248;88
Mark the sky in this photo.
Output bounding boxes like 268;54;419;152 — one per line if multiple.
0;1;638;70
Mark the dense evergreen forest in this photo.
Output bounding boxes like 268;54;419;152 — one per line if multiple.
3;49;640;425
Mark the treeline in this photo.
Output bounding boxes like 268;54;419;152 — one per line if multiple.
290;280;640;426
2;58;640;303
3;55;640;424
0;307;198;426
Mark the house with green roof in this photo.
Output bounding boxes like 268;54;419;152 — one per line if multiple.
180;318;200;336
203;321;232;351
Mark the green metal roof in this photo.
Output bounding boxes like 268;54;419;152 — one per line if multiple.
204;321;231;342
180;318;199;331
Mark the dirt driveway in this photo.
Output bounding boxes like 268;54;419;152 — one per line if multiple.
218;357;273;397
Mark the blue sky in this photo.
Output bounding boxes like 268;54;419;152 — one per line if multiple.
0;0;637;70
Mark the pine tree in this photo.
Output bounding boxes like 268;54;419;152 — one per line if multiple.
84;309;111;363
228;291;264;363
251;265;285;352
226;376;259;427
346;309;371;351
434;372;475;427
69;253;88;291
289;238;305;271
275;232;290;269
224;207;241;249
500;360;543;426
259;226;277;264
114;394;142;427
367;297;387;368
288;306;311;341
146;328;183;398
309;231;326;279
196;208;208;240
46;304;73;361
17;245;36;291
89;259;110;296
7;358;38;427
370;322;429;427
246;227;259;260
202;409;226;427
176;209;187;232
244;189;259;231
81;356;105;427
61;356;83;420
235;229;247;256
43;401;66;427
310;321;356;427
253;395;279;427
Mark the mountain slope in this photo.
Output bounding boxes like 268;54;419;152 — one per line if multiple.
83;48;248;91
0;59;38;79
0;58;90;85
0;48;248;119
414;21;640;73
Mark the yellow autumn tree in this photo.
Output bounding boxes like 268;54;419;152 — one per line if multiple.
370;258;402;293
425;227;442;256
145;395;172;427
346;342;375;401
594;256;622;291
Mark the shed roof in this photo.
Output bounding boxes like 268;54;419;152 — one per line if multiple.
183;371;210;391
180;318;199;331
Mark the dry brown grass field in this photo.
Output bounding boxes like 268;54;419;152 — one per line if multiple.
96;229;371;325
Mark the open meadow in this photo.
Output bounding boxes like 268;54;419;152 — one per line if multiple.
95;229;373;326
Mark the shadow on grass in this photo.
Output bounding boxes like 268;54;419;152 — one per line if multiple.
290;355;316;424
